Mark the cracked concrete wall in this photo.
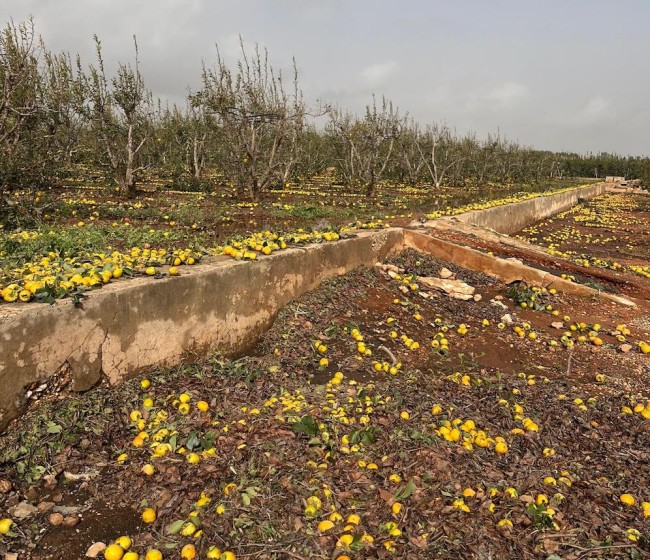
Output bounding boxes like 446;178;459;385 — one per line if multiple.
0;229;404;431
455;183;607;234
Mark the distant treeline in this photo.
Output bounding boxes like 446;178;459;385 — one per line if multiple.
1;18;648;207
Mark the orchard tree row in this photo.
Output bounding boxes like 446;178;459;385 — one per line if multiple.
2;19;648;206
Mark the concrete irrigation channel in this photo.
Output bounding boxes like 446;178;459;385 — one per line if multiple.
0;182;636;432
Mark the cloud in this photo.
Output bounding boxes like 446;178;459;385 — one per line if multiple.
563;96;614;127
465;81;528;111
359;61;397;87
484;82;528;106
216;33;259;62
578;96;610;123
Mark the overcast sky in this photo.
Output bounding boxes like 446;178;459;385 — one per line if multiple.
2;0;648;155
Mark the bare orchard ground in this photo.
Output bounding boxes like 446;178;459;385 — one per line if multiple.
514;192;650;300
1;193;650;560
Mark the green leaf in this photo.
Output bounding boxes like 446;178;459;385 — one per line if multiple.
395;480;416;500
166;520;185;535
186;431;201;450
200;431;217;450
291;415;319;437
46;421;62;434
241;492;251;506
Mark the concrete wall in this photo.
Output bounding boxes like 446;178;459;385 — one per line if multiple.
0;229;404;431
403;229;634;308
455;183;607;234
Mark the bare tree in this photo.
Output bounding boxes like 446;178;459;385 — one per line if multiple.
196;38;306;200
0;19;41;197
41;49;84;170
77;36;154;197
396;118;426;185
328;96;401;196
417;123;462;188
0;19;81;225
161;99;211;182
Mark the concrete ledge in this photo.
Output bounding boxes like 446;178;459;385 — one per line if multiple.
0;228;404;430
433;183;607;234
403;229;635;307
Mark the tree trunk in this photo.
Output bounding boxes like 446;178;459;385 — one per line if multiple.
193;135;204;180
366;171;376;197
124;122;137;198
251;178;261;202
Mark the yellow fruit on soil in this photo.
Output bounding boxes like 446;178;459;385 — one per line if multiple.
18;289;31;302
197;400;209;412
346;514;360;525
141;464;155;476
123;553;139;560
222;553;236;560
448;428;461;442
168;266;179;276
145;550;163;560
206;548;222;559
0;518;13;535
142;507;157;523
620;494;635;506
145;267;156;276
180;544;196;559
104;544;125;560
642;502;650;517
178;403;190;415
180;522;197;536
626;528;641;542
186;452;201;464
115;536;132;550
141;379;151;389
318;520;335;532
494;442;508;454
